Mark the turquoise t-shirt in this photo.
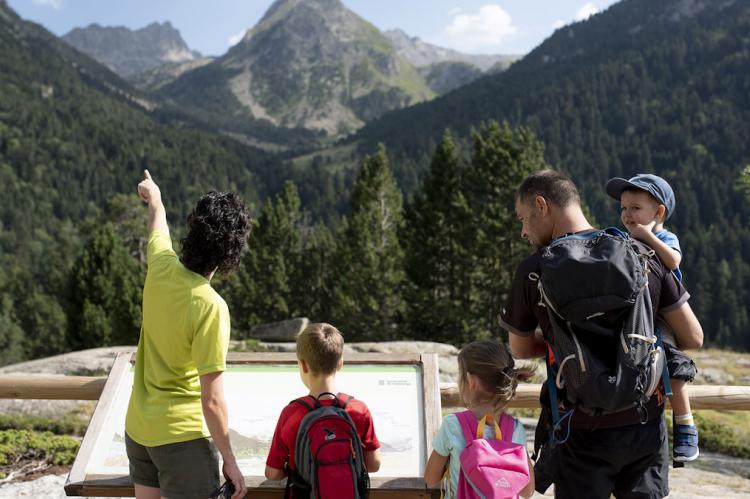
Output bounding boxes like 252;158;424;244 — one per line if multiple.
432;412;527;498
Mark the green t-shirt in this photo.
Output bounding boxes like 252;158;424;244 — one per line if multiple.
125;229;230;446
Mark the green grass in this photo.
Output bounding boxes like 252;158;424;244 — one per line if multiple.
0;413;86;436
0;429;79;479
0;405;92;437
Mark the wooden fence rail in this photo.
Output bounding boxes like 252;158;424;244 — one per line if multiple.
1;375;750;410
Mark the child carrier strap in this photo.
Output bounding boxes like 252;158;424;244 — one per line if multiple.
455;410;513;443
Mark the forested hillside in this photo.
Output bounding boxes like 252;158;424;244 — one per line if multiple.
0;2;279;364
353;0;750;349
2;0;749;369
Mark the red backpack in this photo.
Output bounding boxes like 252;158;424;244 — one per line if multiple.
284;392;370;499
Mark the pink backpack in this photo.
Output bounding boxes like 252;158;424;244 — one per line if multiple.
454;411;530;499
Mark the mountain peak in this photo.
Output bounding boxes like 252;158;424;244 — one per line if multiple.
164;0;433;137
248;0;347;40
63;22;198;79
262;0;343;18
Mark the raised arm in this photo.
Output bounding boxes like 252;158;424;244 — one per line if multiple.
137;169;169;235
631;226;682;271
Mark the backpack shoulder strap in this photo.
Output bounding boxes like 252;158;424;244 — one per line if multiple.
455;410;477;444
499;413;515;443
290;396;314;412
337;392;354;409
550;229;604;245
603;226;628;239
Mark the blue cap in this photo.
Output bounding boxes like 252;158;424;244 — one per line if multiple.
606;174;675;220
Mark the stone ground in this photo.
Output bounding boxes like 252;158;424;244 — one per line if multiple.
1;452;747;498
0;345;748;498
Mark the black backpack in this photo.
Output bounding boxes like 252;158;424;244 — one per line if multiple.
536;228;664;417
284;392;369;499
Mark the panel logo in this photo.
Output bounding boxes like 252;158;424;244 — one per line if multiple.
494;477;510;489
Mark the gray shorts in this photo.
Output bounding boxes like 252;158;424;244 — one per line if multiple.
125;432;219;499
657;319;697;382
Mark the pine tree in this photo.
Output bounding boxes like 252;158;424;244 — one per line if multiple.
18;291;68;359
738;165;750;201
228;181;303;333
405;129;467;341
459;121;548;338
67;223;143;349
335;145;406;340
0;294;25;366
296;223;336;322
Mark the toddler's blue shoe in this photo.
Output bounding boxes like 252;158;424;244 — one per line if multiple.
673;423;699;462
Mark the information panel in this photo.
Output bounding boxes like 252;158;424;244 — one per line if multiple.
66;352;441;498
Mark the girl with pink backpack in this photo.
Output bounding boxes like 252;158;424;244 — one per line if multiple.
424;340;536;499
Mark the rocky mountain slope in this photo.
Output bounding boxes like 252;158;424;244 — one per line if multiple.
384;29;519;71
158;0;434;138
62;21;199;79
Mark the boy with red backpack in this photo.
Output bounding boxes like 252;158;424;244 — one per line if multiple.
265;323;381;498
424;340;535;499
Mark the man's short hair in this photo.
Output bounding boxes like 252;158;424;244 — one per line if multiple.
517;169;581;208
296;323;344;375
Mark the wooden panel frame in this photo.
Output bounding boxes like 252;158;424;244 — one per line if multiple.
65;352;442;498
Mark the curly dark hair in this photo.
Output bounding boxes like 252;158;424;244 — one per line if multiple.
180;191;251;276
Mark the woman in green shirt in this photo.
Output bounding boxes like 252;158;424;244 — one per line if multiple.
125;170;250;499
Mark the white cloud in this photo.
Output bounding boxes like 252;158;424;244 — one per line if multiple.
575;2;599;21
227;30;246;47
440;4;517;52
32;0;63;9
552;19;566;29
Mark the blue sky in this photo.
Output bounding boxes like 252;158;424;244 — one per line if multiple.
9;0;620;56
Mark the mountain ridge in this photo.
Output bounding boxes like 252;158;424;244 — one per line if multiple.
158;0;434;141
384;29;520;71
63;21;199;79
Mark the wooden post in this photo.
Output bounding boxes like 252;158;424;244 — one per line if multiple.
1;375;750;410
0;375;106;400
439;382;750;411
439;383;542;409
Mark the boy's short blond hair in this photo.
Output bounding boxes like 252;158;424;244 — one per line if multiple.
296;323;344;375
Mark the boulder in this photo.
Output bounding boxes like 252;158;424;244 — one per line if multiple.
0;346;133;376
249;318;309;342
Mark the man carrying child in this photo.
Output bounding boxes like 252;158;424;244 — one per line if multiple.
500;170;703;499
